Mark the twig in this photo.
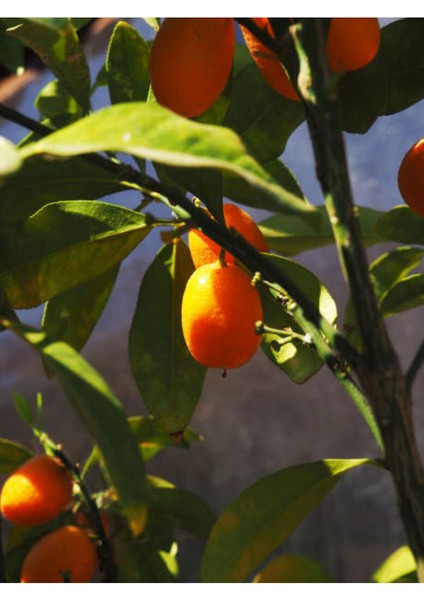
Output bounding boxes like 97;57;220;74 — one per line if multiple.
406;338;424;396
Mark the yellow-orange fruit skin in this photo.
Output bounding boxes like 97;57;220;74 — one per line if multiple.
149;18;235;118
20;525;98;583
398;139;424;218
240;18;299;101
188;203;269;269
0;455;73;527
181;261;263;369
326;18;380;73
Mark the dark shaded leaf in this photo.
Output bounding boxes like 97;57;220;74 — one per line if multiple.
129;241;207;433
0;438;33;474
0;21;24;74
254;554;334;583
380;274;424;316
374;205;424;245
0;154;132;223
42;267;119;352
259;204;384;255
129;415;201;461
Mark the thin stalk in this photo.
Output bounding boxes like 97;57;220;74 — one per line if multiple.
292;18;424;577
406;339;424;396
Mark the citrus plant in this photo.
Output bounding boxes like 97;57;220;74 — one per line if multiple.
0;17;423;583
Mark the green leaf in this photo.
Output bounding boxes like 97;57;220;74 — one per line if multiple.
338;58;387;133
155;163;223;221
19;102;314;217
129;241;207;433
106;21;150;104
380;274;424;316
0;200;151;308
151;486;216;538
224;61;304;162
7;18;91;112
42;267;119;352
372;546;417;583
0;137;22;177
259;204;384;256
13;393;35;427
129;415;201;461
142;18;160;32
6;321;149;536
370;246;424;303
223;158;307;215
0;438;33;474
374;206;424;245
259;253;337;383
253;554;334;583
35;80;83;128
0;21;24;74
201;458;378;582
0;155;133;223
379;19;424;115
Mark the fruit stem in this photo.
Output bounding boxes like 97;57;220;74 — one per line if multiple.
291;17;424;577
218;247;227;268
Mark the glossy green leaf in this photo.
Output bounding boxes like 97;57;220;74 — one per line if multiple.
129;415;201;461
0;438;33;474
201;458;377;582
129;241;207;433
223;158;306;215
259;253;337;383
7;18;91;112
261;254;337;383
18;102;313;217
6;321;149;536
151;486;216;538
380;274;424;316
0;155;132;223
35;80;83;128
253;554;334;583
0;137;22;177
42;267;119;352
106;21;150;104
370;246;424;303
260;205;384;256
224;62;304;162
0;21;24;74
372;546;417;583
338;58;386;133
0;201;151;308
13;393;35;427
379;19;424;115
374;206;424;245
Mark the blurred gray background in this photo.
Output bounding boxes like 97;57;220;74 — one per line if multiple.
0;18;423;582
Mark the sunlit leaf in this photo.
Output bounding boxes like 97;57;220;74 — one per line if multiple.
0;137;22;177
0;200;151;308
18;102;314;217
201;458;379;582
372;545;417;583
5;321;150;535
380;274;424;316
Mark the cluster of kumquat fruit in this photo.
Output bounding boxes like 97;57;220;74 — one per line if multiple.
149;17;381;118
0;454;100;583
181;203;269;371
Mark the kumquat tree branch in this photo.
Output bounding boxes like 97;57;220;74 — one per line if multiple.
290;18;424;580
